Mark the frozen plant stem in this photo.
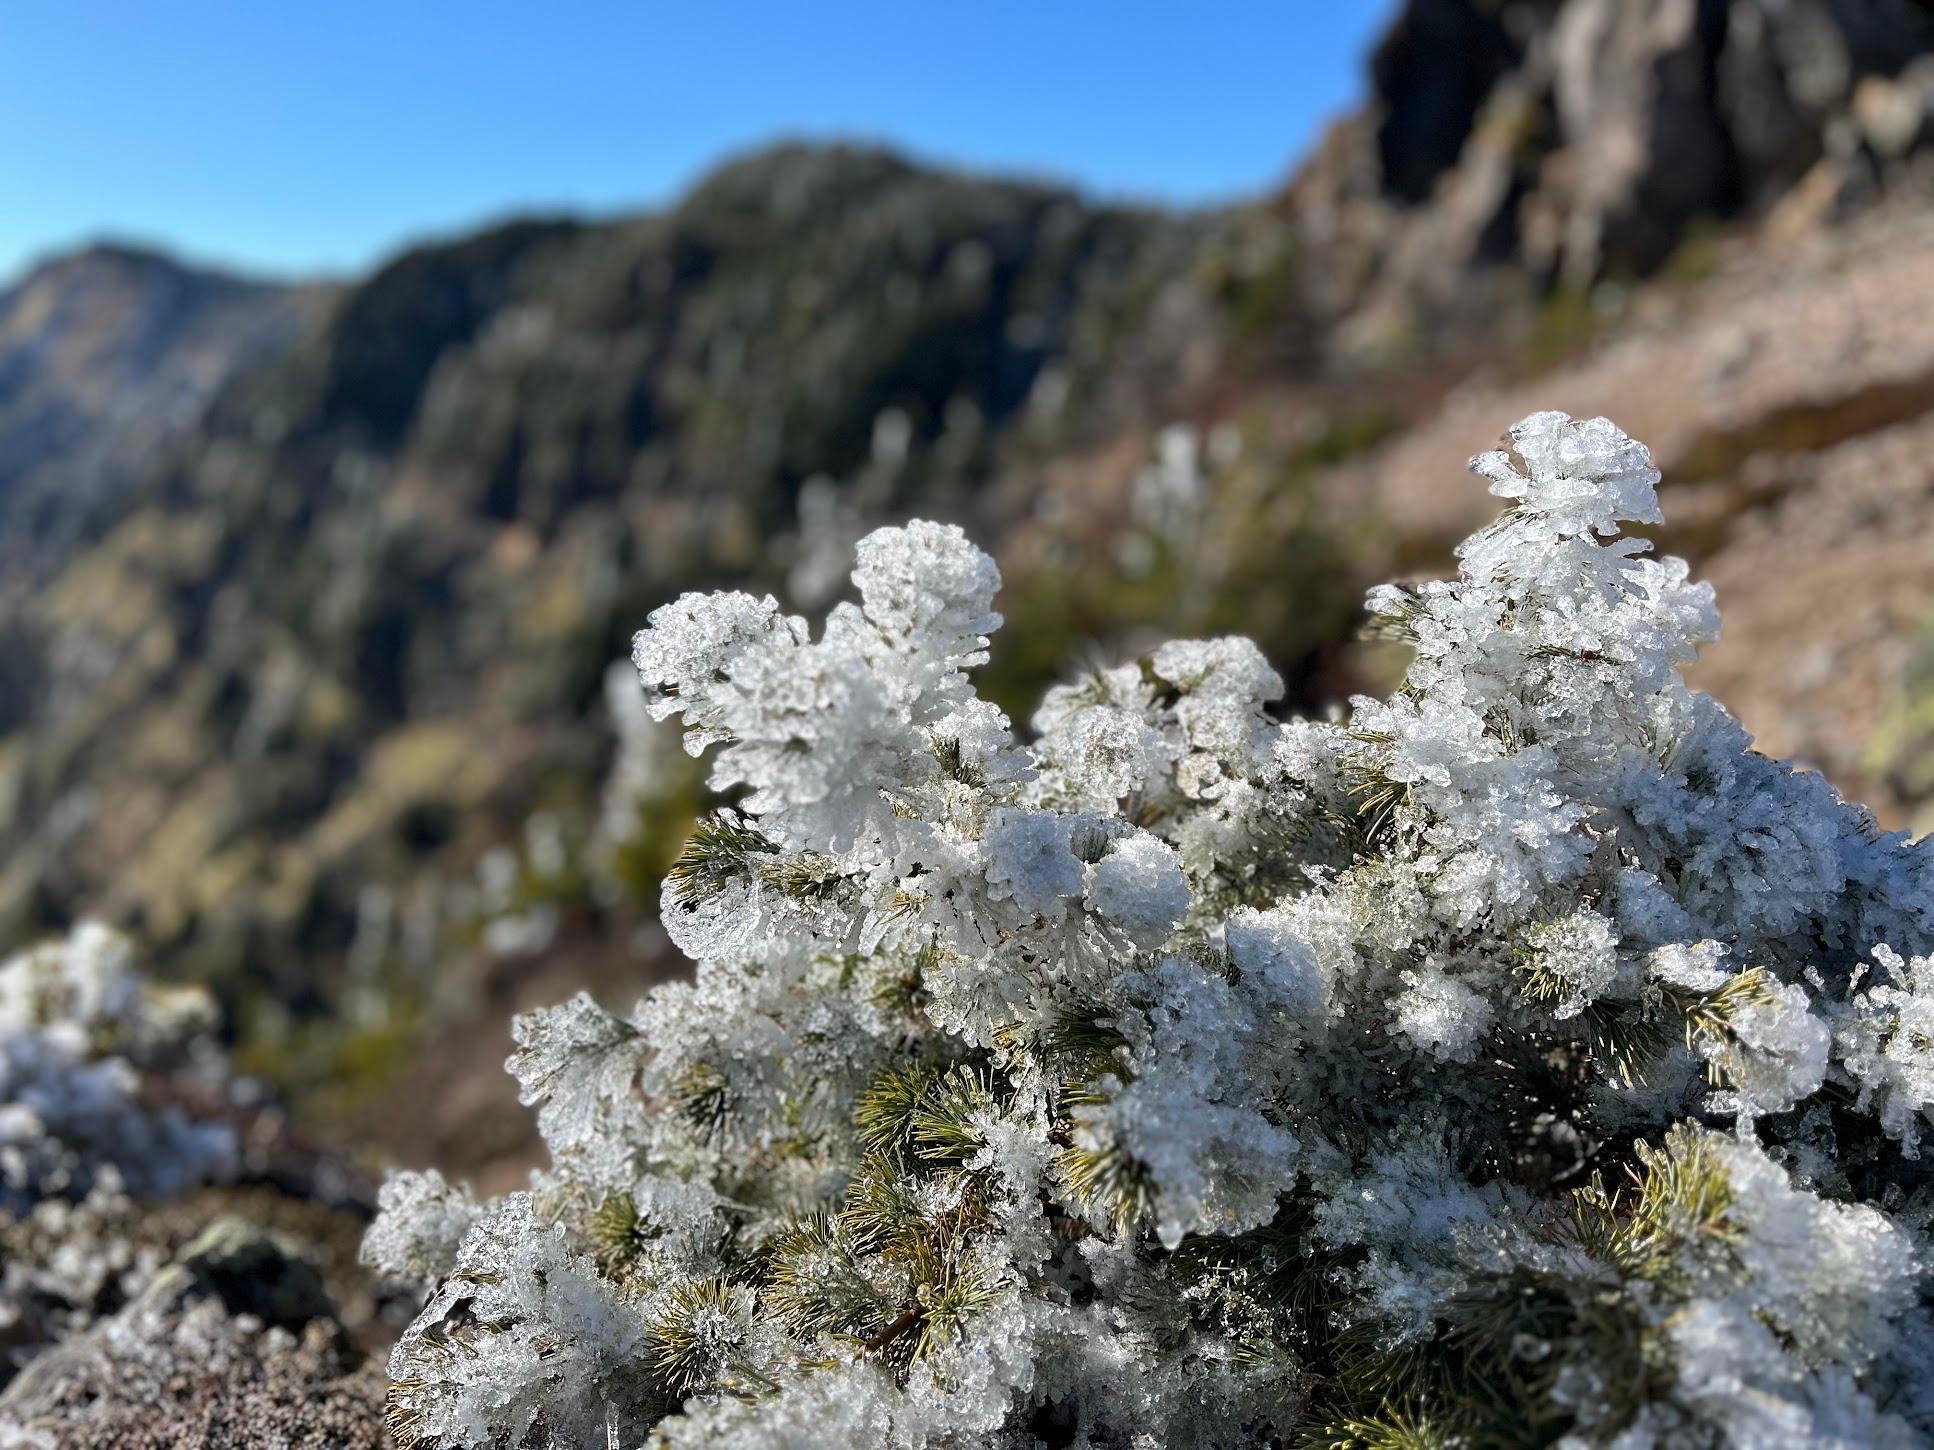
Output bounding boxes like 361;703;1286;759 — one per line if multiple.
371;412;1934;1449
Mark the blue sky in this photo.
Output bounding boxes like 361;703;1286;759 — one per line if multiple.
0;2;1395;284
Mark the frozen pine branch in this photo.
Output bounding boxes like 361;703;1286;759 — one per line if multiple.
374;412;1934;1448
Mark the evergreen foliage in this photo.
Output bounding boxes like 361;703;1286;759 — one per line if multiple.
370;412;1934;1447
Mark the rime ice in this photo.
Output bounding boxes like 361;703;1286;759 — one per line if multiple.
375;413;1934;1448
0;924;234;1210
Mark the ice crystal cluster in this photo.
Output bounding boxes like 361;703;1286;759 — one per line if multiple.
0;922;233;1211
372;413;1934;1448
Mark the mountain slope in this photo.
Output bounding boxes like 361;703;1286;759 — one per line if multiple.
0;245;321;595
0;150;1228;1051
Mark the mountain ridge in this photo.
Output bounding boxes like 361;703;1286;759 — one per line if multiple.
0;243;324;594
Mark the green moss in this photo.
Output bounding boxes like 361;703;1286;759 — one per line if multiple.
236;988;427;1124
1524;286;1601;372
976;538;1194;724
1867;617;1934;825
1661;220;1725;286
1220;241;1303;341
1297;405;1402;470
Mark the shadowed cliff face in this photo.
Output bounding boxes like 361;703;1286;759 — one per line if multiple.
2;1;1933;1163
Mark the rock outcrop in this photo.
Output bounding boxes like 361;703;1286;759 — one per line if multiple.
0;1218;385;1448
1295;0;1934;358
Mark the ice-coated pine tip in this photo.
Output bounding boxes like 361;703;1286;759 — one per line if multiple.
853;518;1003;662
1469;409;1664;535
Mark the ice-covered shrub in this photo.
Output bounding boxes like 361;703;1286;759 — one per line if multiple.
372;413;1934;1448
0;922;234;1211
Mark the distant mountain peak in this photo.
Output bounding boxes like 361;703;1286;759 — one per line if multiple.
0;237;324;591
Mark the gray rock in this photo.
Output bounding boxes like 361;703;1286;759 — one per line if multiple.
0;1217;384;1448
